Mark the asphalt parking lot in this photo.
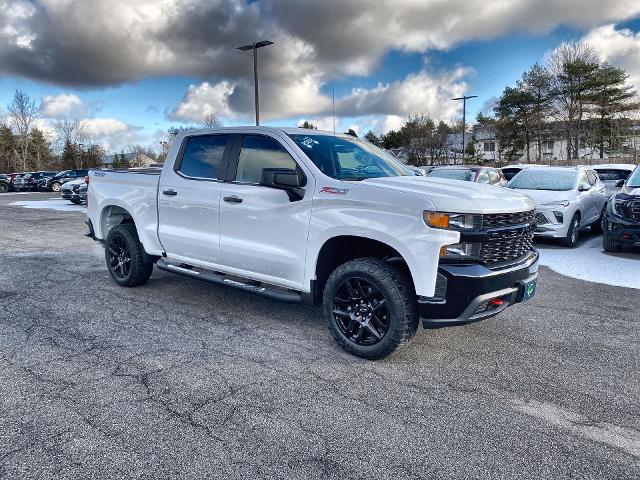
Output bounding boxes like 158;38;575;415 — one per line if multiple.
0;192;639;479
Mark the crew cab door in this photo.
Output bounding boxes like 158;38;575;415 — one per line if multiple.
157;133;232;265
218;133;314;289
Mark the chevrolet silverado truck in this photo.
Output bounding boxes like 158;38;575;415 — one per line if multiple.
86;127;539;359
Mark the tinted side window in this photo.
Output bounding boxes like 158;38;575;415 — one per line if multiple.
235;135;296;184
178;135;229;179
587;170;597;186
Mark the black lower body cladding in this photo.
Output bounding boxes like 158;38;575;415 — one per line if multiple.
604;213;640;246
419;251;539;327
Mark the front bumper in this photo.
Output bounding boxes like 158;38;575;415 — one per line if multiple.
533;209;569;238
605;213;640;246
419;251;539;327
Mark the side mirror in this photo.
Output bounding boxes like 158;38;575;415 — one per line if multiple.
616;179;625;188
578;182;591;192
260;168;306;201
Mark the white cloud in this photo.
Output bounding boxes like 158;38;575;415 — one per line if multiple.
82;118;143;152
581;24;640;88
173;66;470;128
40;93;84;117
169;81;234;122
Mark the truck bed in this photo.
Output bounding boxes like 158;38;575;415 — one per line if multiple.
87;168;162;254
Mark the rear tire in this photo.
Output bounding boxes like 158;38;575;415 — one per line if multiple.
323;258;418;360
51;182;61;192
0;183;8;193
561;214;580;247
105;224;154;287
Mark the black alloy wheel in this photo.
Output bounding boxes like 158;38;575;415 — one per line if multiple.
108;233;132;279
332;277;390;346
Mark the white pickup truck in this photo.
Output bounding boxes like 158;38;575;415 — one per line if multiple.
86;127;539;359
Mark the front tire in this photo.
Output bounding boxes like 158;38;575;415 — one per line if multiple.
51;182;61;192
561;214;580;247
323;258;418;360
602;227;622;253
105;224;154;287
0;183;8;193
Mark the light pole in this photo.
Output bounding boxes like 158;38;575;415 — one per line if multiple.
78;143;85;168
452;95;477;162
237;40;274;126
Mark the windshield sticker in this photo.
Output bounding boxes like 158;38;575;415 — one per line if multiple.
301;137;319;148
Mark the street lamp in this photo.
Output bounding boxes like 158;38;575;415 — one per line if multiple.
452;95;477;162
236;40;274;126
78;143;85;168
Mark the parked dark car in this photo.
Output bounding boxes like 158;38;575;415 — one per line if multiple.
602;166;640;252
0;174;9;193
4;173;20;191
22;171;59;191
11;172;35;191
38;169;89;192
427;165;508;186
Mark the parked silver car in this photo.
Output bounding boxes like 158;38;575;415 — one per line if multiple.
591;163;637;195
508;166;608;247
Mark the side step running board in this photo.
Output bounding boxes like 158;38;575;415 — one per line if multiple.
155;259;302;304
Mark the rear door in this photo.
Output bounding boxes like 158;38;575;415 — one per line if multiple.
218;133;314;289
157;133;232;266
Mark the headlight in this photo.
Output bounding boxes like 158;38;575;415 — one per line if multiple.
610;195;632;217
541;200;570;208
424;211;480;230
439;242;481;259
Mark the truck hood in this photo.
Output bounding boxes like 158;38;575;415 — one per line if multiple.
359;176;534;213
511;188;576;207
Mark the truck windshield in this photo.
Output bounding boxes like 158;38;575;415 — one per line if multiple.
509;169;577;191
287;133;412;180
627;167;640;188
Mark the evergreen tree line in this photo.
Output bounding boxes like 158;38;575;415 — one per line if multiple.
492;43;639;163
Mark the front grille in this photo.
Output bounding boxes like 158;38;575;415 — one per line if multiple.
483;210;535;229
631;200;640;220
479;210;535;266
480;228;534;265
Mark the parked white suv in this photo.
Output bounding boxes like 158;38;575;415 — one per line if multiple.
86;127;539;359
508;166;608;247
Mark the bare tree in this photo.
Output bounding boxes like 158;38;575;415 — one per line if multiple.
201;113;223;128
54;118;89;148
7;91;39;171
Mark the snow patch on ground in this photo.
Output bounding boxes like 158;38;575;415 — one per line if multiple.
538;235;640;289
9;199;85;212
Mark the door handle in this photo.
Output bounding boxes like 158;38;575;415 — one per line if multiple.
223;195;243;203
162;189;177;196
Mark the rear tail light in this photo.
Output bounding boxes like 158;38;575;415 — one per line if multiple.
84;176;89;184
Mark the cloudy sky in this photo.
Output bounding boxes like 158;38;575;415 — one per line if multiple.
1;0;640;153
